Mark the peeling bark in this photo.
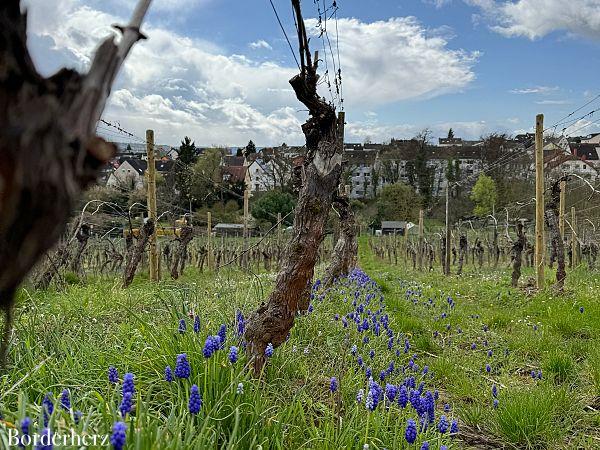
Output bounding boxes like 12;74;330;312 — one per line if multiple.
170;226;193;280
122;219;154;288
0;0;151;365
244;0;343;374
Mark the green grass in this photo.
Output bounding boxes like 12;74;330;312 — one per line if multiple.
1;240;599;449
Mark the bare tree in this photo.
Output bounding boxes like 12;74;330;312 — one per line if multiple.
0;0;152;364
244;0;343;374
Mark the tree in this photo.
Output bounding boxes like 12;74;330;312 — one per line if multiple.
189;148;224;207
0;0;151;364
244;140;257;157
470;174;498;217
251;190;296;227
178;136;197;165
375;183;421;224
447;128;454;139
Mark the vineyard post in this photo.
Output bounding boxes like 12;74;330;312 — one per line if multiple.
277;212;282;245
146;129;159;281
243;188;249;268
444;182;451;275
534;114;545;289
559;179;566;238
207;212;212;270
571;207;577;267
418;209;424;271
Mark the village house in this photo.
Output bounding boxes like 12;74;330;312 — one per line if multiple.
106;159;175;190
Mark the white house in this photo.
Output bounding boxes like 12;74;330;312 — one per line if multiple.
106;159;174;190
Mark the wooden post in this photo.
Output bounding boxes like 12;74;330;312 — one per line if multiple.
445;183;451;275
207;212;212;271
534;114;545;289
146;129;159;281
559;179;566;238
571;207;577;267
243;188;249;268
418;209;424;271
277;212;282;245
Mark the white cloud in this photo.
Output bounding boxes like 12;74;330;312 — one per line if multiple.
308;17;479;106
509;86;559;95
249;40;272;50
23;1;479;145
535;100;571;105
465;0;600;40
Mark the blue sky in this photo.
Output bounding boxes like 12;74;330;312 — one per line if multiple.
24;0;600;146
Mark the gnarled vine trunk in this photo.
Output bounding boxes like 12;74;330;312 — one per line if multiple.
244;0;343;374
511;221;526;287
0;0;152;365
324;194;357;287
122;219;155;288
545;177;567;290
170;226;193;280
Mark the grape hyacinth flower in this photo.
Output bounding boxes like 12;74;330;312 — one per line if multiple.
193;315;200;333
488;350;493;357
356;389;364;403
237;383;244;394
60;389;71;410
122;373;135;396
493;399;499;408
580;306;584;313
42;393;53;426
421;443;430;450
164;366;173;382
188;385;202;415
438;415;449;434
398;385;408;408
369;349;375;359
74;411;83;425
365;390;375;411
108;366;119;384
38;428;52;450
492;384;498;398
444;403;451;412
119;392;133;417
236;310;245;336
19;417;31;449
178;318;186;334
385;384;397;402
485;364;491;373
405;419;417;444
351;345;357;356
229;346;239;364
265;343;274;357
175;354;191;379
110;421;127;450
450;419;459;434
329;377;338;393
218;324;227;348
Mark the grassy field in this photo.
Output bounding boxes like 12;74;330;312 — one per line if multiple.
1;240;599;449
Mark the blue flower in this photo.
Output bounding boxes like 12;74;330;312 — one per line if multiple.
108;366;119;384
193;315;201;333
450;419;459;434
365;390;375;411
19;417;31;449
236;383;244;394
42;393;53;426
351;345;357;356
229;346;239;364
369;349;375;359
438;415;449;433
356;389;364;403
420;443;430;450
60;389;70;410
37;428;53;450
405;419;417;444
164;366;173;382
178;318;186;334
119;392;133;417
385;384;397;402
580;306;584;313
330;377;338;393
492;384;498;398
485;364;491;373
236;310;245;336
493;399;499;408
488;350;493;357
122;373;135;396
110;421;127;450
175;354;191;378
398;385;408;408
265;343;274;357
74;411;83;424
189;385;202;414
203;337;217;358
218;324;227;348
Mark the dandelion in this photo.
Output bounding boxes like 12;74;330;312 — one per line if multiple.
164;366;173;382
110;421;127;450
108;366;119;384
229;346;239;364
60;389;71;410
175;354;191;379
236;383;244;394
193;315;200;333
119;392;133;417
405;419;417;444
329;377;338;393
122;373;135;396
265;343;274;357
438;415;449;433
188;385;202;415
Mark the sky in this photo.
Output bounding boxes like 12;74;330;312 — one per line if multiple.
23;0;600;147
